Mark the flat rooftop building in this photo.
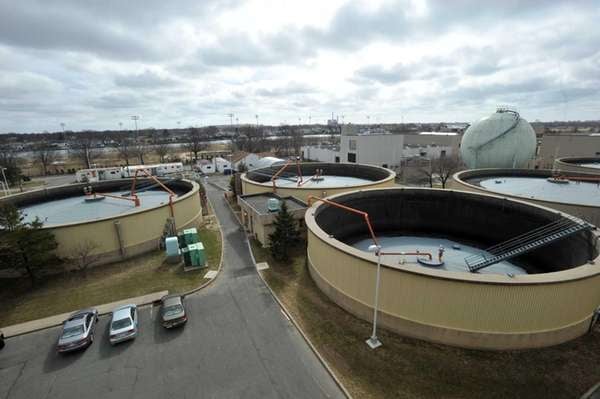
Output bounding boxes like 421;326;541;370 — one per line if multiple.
238;192;307;247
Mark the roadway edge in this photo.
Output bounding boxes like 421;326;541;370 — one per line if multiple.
222;192;353;399
182;182;225;297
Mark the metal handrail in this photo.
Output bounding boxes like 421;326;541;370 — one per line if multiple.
466;220;591;271
463;219;575;263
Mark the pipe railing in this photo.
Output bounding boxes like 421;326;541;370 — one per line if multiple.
270;158;303;192
308;195;379;247
131;168;177;220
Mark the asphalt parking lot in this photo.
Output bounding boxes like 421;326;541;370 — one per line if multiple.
0;181;344;399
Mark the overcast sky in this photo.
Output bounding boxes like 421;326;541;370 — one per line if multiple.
0;0;598;133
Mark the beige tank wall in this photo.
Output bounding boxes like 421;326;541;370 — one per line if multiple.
448;176;600;227
242;177;396;203
48;182;202;264
553;158;600;175
306;228;600;350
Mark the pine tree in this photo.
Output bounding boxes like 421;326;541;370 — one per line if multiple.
0;204;60;285
268;201;300;261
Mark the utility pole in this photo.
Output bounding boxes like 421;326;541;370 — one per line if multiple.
60;122;65;132
255;114;259;127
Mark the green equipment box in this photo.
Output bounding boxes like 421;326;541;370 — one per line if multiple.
183;228;200;246
186;242;206;268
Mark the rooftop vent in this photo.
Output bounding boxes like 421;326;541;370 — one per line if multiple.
267;198;280;212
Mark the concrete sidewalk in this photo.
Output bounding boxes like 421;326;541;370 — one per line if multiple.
2;290;168;338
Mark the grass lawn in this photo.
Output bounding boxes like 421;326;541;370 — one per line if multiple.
0;225;221;327
251;239;600;399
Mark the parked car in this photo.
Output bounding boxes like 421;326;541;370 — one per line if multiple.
57;308;98;353
160;294;187;329
109;304;138;345
0;329;5;350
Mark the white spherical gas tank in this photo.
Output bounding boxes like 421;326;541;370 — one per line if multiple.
460;108;536;169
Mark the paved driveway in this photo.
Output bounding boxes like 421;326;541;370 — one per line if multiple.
0;182;345;399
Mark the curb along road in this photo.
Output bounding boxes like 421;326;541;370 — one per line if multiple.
221;186;353;399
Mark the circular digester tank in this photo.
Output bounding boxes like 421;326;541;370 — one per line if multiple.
241;162;396;202
460;107;536;169
554;156;600;174
305;187;600;349
0;179;203;266
451;168;600;227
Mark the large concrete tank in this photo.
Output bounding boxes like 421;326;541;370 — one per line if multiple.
460;108;536;169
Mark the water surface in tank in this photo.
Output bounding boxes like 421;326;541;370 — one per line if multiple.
21;189;175;226
479;176;600;206
578;163;600;169
352;236;527;275
258;175;372;188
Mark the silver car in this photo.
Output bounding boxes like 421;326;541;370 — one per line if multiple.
160;295;187;329
57;308;98;353
109;304;138;345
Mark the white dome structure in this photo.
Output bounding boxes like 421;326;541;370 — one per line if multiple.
460;108;536;169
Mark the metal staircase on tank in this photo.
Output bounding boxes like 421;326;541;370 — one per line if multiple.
465;215;594;272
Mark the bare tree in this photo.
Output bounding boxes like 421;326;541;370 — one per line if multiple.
155;142;170;163
68;239;101;276
132;140;147;165
114;137;134;166
233;126;268;153
33;141;56;176
185;127;206;162
72;135;100;169
420;155;460;188
0;146;22;187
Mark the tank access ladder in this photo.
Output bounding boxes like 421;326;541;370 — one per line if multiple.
464;215;593;272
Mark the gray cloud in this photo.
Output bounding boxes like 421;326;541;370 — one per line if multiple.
196;32;312;68
255;83;315;97
1;0;600;133
0;3;160;61
354;64;414;84
114;70;177;89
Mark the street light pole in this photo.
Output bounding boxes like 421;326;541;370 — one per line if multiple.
130;115;139;133
366;244;383;349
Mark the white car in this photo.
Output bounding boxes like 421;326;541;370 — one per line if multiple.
109;304;138;345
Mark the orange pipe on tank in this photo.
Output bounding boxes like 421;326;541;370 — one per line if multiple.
295;157;303;185
297;176;315;187
271;159;293;192
308;195;379;247
131;168;176;218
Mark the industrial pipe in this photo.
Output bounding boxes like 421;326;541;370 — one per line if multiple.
308;195;379;247
271;159;293;193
